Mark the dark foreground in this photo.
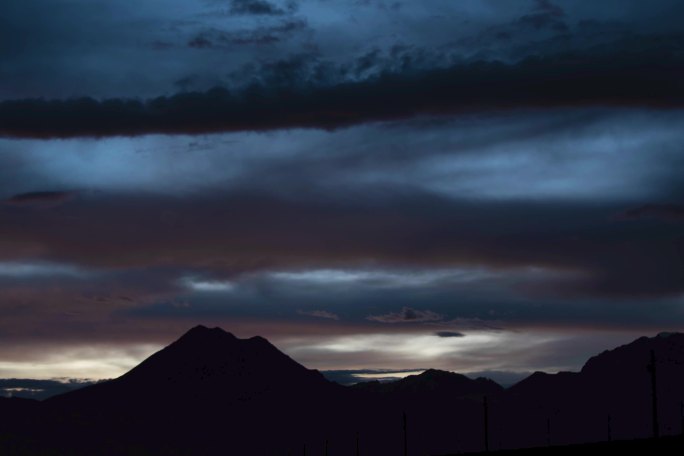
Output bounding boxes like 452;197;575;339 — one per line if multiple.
444;436;684;456
2;434;683;456
3;328;684;455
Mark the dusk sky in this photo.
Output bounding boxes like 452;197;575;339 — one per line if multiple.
1;0;684;385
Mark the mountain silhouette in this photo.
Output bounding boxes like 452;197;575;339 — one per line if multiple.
39;325;341;455
500;332;684;448
2;328;684;455
48;325;332;409
353;368;503;397
122;325;329;390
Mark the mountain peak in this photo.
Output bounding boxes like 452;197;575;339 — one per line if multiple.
420;368;454;378
49;326;333;408
180;324;236;340
353;368;503;397
170;325;240;351
115;326;332;398
581;331;684;377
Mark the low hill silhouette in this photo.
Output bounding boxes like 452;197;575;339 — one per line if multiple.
353;368;503;398
2;327;684;455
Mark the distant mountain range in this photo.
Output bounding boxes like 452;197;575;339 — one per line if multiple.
2;326;684;455
0;378;95;401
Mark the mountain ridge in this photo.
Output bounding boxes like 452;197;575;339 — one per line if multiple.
46;324;334;409
3;329;684;455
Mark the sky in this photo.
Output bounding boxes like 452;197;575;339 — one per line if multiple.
1;0;684;385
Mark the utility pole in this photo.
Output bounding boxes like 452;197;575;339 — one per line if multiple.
324;439;328;456
403;412;408;456
356;432;360;456
546;417;551;447
483;396;490;452
647;349;660;438
607;414;612;442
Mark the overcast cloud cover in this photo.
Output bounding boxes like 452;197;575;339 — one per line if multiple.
0;0;683;383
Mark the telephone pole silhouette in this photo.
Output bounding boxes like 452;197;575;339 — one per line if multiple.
356;432;360;456
483;396;490;452
403;411;408;456
647;349;660;438
607;414;612;442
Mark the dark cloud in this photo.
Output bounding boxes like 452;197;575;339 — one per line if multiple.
368;307;443;323
200;0;299;16
436;318;506;332
188;35;213;49
435;331;465;338
4;0;684;101
174;75;198;91
187;19;307;49
3;191;75;206
517;0;568;33
0;189;682;299
2;0;684;380
227;0;293;16
619;203;684;221
225;52;355;92
2;45;684;138
297;310;340;320
535;0;564;17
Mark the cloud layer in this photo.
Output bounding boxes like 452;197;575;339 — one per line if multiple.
2;51;683;138
0;0;683;380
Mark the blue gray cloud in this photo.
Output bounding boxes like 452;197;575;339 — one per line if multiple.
0;0;683;381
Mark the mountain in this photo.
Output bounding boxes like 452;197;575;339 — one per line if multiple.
507;370;579;398
0;396;38;422
582;332;684;381
353;368;503;397
0;379;95;400
47;325;333;408
38;325;341;455
2;329;684;456
500;332;684;448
